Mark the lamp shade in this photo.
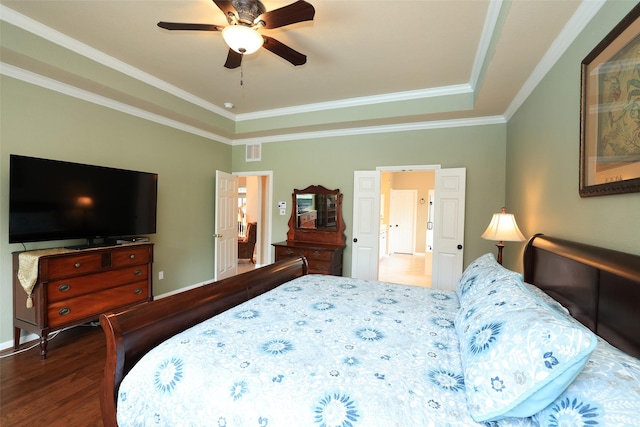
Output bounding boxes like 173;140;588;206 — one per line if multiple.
481;208;525;242
222;25;264;55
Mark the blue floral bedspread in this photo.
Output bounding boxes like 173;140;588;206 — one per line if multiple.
116;275;535;427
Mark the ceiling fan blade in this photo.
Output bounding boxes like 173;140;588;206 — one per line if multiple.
213;0;237;21
262;35;307;66
257;0;315;29
157;22;223;31
224;49;243;69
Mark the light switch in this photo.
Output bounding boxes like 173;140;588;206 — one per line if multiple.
280;208;286;215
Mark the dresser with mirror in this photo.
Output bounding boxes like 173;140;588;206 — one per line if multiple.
272;185;346;275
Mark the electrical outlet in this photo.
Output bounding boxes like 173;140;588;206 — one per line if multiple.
159;271;164;280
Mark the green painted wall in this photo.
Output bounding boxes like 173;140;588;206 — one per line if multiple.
0;76;231;344
232;124;508;275
506;0;640;271
5;0;638;348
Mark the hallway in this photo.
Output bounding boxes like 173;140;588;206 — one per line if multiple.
378;253;432;287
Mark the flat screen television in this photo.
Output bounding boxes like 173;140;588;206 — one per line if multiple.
9;155;158;245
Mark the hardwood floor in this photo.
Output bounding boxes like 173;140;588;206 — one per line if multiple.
0;324;105;426
0;256;429;427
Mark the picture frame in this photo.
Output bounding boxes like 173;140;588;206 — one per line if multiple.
580;4;640;197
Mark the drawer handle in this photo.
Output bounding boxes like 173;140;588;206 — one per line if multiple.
74;262;81;268
312;251;321;257
134;269;142;276
134;288;143;295
59;307;71;316
285;249;295;255
129;254;135;259
58;283;71;292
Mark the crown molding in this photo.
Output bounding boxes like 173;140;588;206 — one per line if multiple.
0;5;233;120
231;116;507;146
503;0;605;120
0;62;232;144
1;1;599;145
234;84;474;121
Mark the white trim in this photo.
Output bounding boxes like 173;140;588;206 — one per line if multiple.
232;116;506;145
0;333;39;352
377;165;441;172
235;84;473;121
469;0;504;90
0;62;232;144
0;0;599;145
0;5;233;120
503;0;606;120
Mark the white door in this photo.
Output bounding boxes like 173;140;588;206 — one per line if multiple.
214;170;238;280
350;171;380;280
388;189;417;254
431;168;466;290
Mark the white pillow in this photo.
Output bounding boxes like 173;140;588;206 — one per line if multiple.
456;276;597;422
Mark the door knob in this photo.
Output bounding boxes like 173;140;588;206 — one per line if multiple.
353;238;358;243
213;234;223;238
457;244;463;250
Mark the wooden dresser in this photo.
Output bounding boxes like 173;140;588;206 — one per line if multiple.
13;243;153;359
274;185;346;276
273;241;344;275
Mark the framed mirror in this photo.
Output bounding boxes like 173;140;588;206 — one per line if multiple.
287;185;346;246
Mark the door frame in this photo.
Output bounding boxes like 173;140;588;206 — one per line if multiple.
233;171;273;265
351;164;441;280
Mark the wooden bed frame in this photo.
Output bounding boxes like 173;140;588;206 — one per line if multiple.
99;256;308;427
523;234;640;359
100;235;640;426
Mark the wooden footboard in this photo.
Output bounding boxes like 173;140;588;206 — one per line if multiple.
100;256;308;427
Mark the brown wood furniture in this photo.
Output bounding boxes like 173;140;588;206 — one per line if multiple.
273;184;346;275
524;234;640;358
238;221;257;263
273;240;344;275
13;243;153;359
100;256;307;427
99;236;640;427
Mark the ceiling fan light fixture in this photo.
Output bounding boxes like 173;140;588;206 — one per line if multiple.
222;25;264;55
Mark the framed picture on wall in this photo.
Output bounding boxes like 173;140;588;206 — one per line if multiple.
580;3;640;197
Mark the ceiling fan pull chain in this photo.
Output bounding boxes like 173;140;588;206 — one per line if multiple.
240;61;244;86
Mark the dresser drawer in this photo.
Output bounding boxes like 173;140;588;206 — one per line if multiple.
307;260;331;274
46;252;104;279
47;281;149;328
113;246;151;267
47;265;148;303
275;247;302;259
301;249;332;261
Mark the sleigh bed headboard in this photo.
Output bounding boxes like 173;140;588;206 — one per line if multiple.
524;234;640;358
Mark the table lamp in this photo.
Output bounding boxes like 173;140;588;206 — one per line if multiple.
481;207;525;264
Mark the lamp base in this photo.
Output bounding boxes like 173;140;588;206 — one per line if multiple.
496;242;505;265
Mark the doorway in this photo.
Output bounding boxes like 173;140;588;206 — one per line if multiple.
235;172;272;273
378;170;434;287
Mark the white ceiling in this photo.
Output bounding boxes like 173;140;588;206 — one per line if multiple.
0;1;605;142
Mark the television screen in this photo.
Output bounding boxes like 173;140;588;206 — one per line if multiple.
9;155;158;244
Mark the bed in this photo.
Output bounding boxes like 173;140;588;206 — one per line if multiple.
100;234;640;427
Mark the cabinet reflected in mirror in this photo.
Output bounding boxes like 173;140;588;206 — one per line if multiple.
295;193;337;229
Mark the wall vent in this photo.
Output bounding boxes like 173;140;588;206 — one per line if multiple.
246;143;261;162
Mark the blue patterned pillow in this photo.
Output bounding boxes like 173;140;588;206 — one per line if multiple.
456;253;521;307
533;337;640;427
455;276;597;422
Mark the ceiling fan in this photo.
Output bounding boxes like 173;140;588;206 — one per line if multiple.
157;0;315;69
